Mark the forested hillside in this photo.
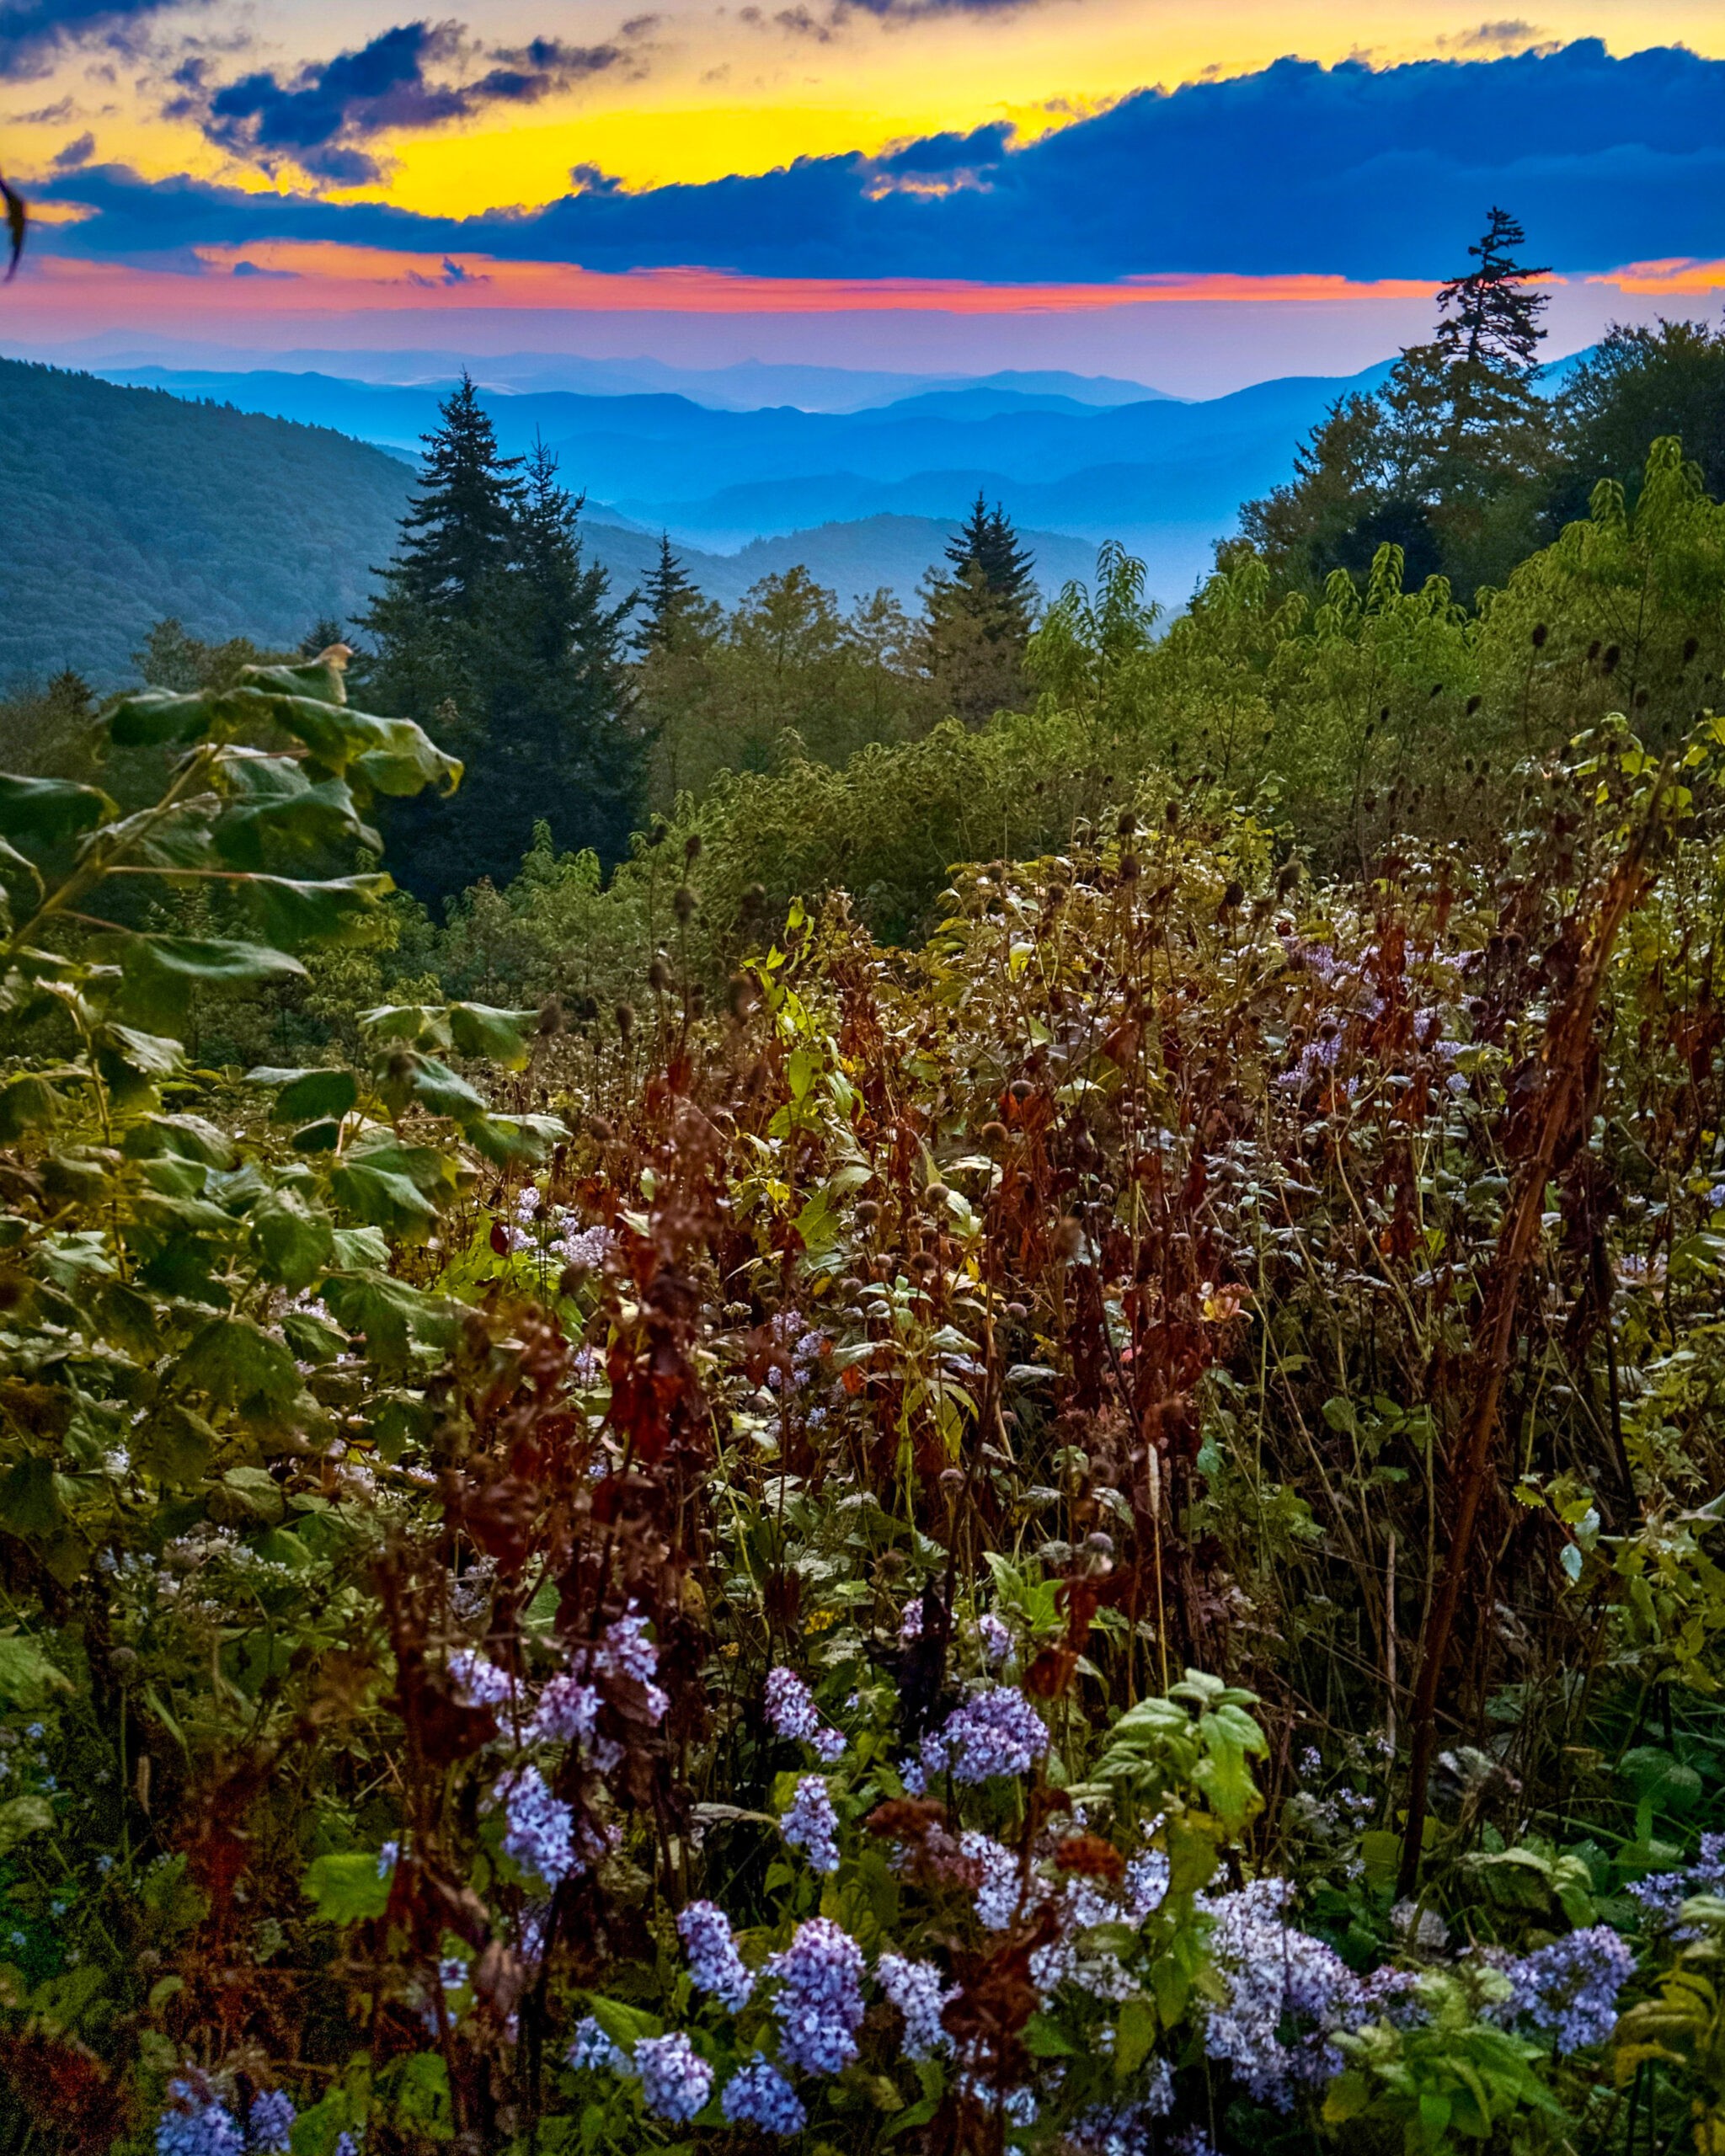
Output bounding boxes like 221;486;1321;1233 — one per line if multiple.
0;359;417;684
4;215;1725;2156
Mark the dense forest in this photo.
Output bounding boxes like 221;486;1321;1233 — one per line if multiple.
2;215;1725;2156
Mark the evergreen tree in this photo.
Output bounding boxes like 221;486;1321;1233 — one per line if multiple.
360;396;643;907
1238;208;1555;601
638;534;702;653
926;495;1037;723
387;371;523;611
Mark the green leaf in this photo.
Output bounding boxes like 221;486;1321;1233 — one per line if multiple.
254;691;461;798
302;1850;392;1925
0;1794;56;1856
104;687;215;746
218;1465;286;1524
329;1132;457;1240
0;772;115;847
0;1074;63;1140
250;1190;335;1293
449;1002;536;1070
0;1457;64;1537
1114;1994;1156;2079
126;935;307;988
320;1270;457;1373
135;1404;217;1486
248;1067;359;1123
0;1634;72;1709
241;873;393;953
176;1315;301;1417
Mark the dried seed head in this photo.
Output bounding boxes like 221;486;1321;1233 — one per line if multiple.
1530;622;1548;648
673;885;697;924
614;1003;634;1038
685;831;703;862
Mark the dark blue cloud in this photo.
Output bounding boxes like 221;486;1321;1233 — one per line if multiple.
0;0;183;80
32;41;1725;280
171;19;638;184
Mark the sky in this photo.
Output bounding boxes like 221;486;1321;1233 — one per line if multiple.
0;0;1721;393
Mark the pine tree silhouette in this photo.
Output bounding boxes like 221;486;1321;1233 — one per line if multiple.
386;371;524;612
639;534;701;650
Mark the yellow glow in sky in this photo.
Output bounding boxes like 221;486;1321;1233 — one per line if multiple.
7;0;1722;206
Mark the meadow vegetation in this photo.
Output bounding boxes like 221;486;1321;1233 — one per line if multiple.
1;219;1725;2156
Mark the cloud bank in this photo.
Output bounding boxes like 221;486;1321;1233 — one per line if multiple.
31;40;1725;280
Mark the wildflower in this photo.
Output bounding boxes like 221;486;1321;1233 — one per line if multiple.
722;2055;807;2135
447;1650;513;1711
568;2015;629;2073
899;1598;925;1644
764;1667;846;1762
333;2137;361;2156
977;1613;1013;1666
921;1688;1049;1785
497;1764;579;1887
634;2033;713;2122
1199;1877;1364;2106
766;1917;867;2074
876;1952;956;2059
781;1775;841;1875
377;1840;399;1878
528;1675;601;1748
962;1829;1037;1931
1506;1925;1634;2052
678;1899;754;2010
1071;2064;1174;2156
247;2091;296;2154
156;2084;243;2156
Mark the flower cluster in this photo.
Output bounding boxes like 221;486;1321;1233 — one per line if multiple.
763;1666;846;1764
1504;1925;1634;2053
1199;1877;1365;2106
766;1917;867;2074
447;1648;514;1711
634;2032;713;2122
246;2093;296;2155
921;1687;1049;1785
721;2055;808;2135
679;1898;755;2010
156;2088;243;2156
568;2015;628;2073
781;1774;841;1874
1071;2063;1174;2156
876;1951;957;2059
497;1764;579;1887
527;1673;601;1748
1628;1833;1725;1931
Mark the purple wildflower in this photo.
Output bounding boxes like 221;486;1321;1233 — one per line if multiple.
766;1917;867;2074
876;1952;956;2059
764;1668;846;1761
1507;1925;1634;2052
447;1649;513;1710
678;1899;755;2010
921;1688;1049;1785
156;2084;243;2156
781;1775;841;1875
634;2033;713;2122
568;2015;628;2074
721;2056;808;2135
246;2092;296;2154
497;1764;579;1887
527;1674;601;1747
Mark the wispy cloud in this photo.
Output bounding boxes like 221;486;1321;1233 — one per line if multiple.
0;0;190;81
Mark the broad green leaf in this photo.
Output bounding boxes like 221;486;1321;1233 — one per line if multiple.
0;1074;62;1139
250;1190;335;1293
241;873;393;952
176;1315;302;1417
0;772;115;847
0;1458;64;1537
104;687;215;746
302;1850;392;1925
0;1633;72;1709
135;1404;217;1486
248;1067;359;1123
449;1002;536;1070
320;1270;457;1372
